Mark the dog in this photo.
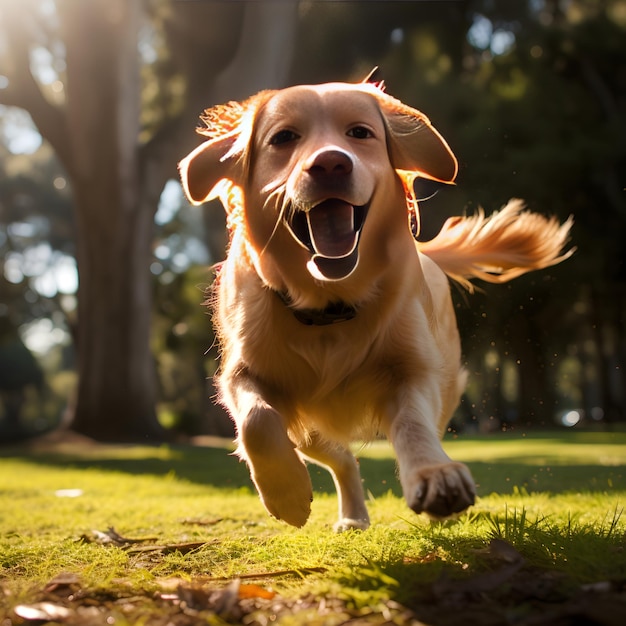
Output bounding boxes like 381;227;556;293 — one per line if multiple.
179;74;572;531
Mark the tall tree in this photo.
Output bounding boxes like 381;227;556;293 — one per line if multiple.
0;0;299;440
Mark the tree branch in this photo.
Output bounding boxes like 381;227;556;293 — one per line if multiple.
137;1;248;210
0;2;72;170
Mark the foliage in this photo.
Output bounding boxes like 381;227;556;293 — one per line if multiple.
0;432;625;624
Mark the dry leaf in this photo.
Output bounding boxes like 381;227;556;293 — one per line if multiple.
238;584;276;600
44;572;81;592
180;517;224;526
125;540;211;555
488;538;525;564
212;579;240;617
203;566;327;582
14;602;72;621
81;527;158;546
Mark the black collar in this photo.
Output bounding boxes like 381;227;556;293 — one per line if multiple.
275;291;357;326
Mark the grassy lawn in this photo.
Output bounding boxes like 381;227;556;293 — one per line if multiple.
1;430;625;625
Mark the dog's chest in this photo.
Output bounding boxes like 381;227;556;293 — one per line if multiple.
251;323;359;383
245;315;403;407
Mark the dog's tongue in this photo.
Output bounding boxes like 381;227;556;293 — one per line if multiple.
285;199;365;281
308;249;359;281
307;200;358;258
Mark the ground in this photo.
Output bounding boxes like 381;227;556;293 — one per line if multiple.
0;429;625;625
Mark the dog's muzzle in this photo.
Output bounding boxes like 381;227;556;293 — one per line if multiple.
286;199;369;281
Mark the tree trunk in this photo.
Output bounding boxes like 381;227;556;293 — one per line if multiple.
510;311;554;428
60;0;162;441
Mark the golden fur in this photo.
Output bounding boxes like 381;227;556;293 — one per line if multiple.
179;79;572;530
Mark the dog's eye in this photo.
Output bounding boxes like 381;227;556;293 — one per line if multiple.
269;129;299;145
347;126;374;139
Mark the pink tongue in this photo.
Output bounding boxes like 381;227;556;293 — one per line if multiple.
307;200;357;258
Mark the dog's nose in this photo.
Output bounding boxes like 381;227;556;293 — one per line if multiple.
305;149;353;176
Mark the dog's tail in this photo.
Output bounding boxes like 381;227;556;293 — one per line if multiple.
419;199;574;291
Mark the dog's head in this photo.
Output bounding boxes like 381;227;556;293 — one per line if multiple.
179;77;457;291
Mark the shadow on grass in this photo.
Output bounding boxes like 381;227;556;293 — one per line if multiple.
0;438;624;497
2;433;624;626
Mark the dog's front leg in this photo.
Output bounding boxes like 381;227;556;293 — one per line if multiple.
299;434;370;532
228;382;313;527
383;393;476;519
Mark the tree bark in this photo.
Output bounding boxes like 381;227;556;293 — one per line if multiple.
56;0;162;440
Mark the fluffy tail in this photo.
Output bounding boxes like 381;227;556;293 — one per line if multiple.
419;199;574;291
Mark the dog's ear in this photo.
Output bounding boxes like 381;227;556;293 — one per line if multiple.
179;99;252;205
179;133;238;205
179;93;276;205
377;95;458;184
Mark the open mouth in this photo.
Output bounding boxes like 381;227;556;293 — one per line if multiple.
286;199;368;281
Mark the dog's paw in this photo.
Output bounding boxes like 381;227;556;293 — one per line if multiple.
251;452;313;528
333;517;371;533
405;462;475;519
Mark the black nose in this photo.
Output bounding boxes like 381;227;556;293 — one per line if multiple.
305;149;353;176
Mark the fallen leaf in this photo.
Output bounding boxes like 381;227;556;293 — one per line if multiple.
14;602;72;622
203;566;327;581
102;526;158;544
125;540;211;554
238;584;276;600
180;517;225;526
44;572;81;589
488;538;525;564
81;527;158;546
212;579;240;617
472;538;525;565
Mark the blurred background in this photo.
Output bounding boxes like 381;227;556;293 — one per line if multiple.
0;0;624;443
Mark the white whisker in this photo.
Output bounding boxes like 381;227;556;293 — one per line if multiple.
259;185;289;257
261;178;286;195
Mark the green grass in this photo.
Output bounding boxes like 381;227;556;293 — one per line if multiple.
1;430;625;624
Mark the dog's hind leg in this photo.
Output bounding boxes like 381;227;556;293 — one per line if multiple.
231;386;313;527
299;434;370;532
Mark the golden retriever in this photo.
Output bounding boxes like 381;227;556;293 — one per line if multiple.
179;76;572;531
